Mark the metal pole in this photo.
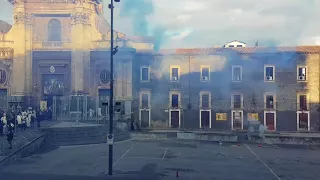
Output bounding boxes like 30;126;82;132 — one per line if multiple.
108;0;114;176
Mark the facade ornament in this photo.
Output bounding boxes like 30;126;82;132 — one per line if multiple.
71;12;90;25
49;66;56;73
0;48;14;60
0;61;12;86
14;12;31;24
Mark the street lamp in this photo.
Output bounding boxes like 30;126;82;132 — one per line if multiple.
108;0;120;176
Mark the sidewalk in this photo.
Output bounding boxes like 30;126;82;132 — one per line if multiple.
0;121;57;157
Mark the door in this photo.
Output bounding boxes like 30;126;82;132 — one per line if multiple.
170;110;180;128
265;112;275;131
298;112;309;130
232;111;243;130
140;110;150;128
98;89;110;117
42;74;64;109
200;110;210;128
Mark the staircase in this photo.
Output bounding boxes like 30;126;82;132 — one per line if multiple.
41;122;130;146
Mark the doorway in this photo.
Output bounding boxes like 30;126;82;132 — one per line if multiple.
231;110;243;130
170;110;180;128
297;111;309;131
200;110;211;128
140;109;150;128
98;89;110;117
42;74;65;109
264;111;276;131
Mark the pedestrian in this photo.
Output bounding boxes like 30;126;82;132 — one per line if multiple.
22;115;27;131
17;113;22;130
6;127;14;149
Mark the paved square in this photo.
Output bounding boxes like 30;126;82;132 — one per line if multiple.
1;140;320;180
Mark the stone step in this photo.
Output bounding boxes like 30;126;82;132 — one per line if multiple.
41;122;130;146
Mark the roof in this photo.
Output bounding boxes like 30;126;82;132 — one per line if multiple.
0;20;12;33
155;46;320;55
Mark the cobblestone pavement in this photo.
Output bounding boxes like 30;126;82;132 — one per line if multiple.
0;121;57;157
1;140;320;180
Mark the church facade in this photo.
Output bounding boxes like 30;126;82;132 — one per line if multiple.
0;0;155;116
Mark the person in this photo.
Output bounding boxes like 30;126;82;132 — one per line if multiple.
37;109;42;128
17;113;22;129
6;126;14;149
21;113;27;131
1;113;7;126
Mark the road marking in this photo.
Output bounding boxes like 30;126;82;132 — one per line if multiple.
124;156;161;160
244;144;282;180
105;143;136;173
112;143;136;167
162;148;168;159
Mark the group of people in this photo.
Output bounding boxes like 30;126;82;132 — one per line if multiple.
0;108;43;149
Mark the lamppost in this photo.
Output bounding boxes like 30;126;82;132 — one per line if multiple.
108;0;120;176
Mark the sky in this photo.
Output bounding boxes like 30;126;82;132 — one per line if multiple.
1;0;320;49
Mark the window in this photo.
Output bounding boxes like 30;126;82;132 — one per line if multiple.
231;94;243;109
140;67;150;82
236;45;243;47
141;94;149;108
264;65;275;82
229;45;234;47
297;66;307;81
170;66;180;81
232;66;242;82
170;92;180;108
297;93;308;110
200;92;211;109
140;91;150;108
264;93;276;109
48;19;62;41
200;66;210;81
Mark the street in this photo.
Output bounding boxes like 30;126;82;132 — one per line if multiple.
1;140;320;180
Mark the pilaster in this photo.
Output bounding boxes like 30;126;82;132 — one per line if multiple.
11;2;31;96
70;2;91;93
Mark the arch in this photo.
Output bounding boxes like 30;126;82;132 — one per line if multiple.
48;19;62;41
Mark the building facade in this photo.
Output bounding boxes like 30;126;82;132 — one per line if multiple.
132;47;320;132
1;1;320;132
0;0;155;119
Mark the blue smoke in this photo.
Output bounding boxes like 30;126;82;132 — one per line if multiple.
119;0;166;51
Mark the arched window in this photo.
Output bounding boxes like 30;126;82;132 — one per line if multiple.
48;19;62;41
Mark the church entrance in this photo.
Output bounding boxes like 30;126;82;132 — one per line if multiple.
42;74;65;109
